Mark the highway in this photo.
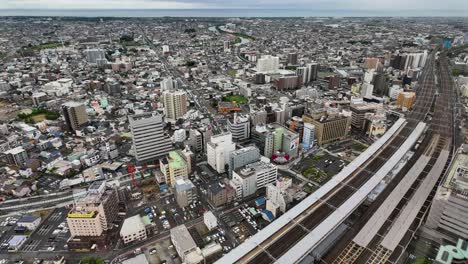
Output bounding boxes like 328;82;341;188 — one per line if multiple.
216;52;440;264
324;52;455;264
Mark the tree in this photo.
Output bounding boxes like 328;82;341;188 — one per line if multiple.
80;256;103;264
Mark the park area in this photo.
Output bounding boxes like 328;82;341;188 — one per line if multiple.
222;95;248;104
293;152;348;185
17;108;60;123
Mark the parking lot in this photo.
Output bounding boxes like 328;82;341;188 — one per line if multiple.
0;207;70;253
24;208;70;252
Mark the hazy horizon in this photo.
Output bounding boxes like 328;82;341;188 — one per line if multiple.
0;8;466;17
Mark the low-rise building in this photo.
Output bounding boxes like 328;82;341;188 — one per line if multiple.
170;225;198;262
16;215;41;231
203;211;218;231
120;215;147;244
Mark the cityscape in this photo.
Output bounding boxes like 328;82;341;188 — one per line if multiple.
0;2;467;264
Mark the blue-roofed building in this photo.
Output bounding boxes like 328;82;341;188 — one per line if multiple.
261;210;275;222
8;235;28;251
255;197;266;207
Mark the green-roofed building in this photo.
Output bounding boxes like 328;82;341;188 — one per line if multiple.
160;151;188;187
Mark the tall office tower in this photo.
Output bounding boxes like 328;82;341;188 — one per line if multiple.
160;151;188;187
350;99;382;131
228;114;250;141
396;92;416;110
287;52;298;65
254;73;266;84
302;123;315;149
296;67;308;85
162;90;188;121
257;55;280;73
129;112;172;164
160;77;178;91
67;181;119;238
306;63;319;82
423;148;468;245
302;113;351;145
207;132;236;174
84;49;106;64
228;146;261;178
62;102;88;131
361;83;374;98
372;71;388;97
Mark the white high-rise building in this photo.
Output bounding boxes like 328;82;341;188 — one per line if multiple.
361;83;374;98
173;129;186;143
230;160;278;199
228;114;250;141
84;49;106;64
207;133;236;173
302;123;315;149
160;77;178;91
162;45;170;53
162;90;188;121
257;55;279;73
129;113;172;163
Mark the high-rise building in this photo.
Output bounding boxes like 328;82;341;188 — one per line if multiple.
62;102;88;131
350;100;382;131
302;123;315;149
228;114;250;141
361;83;374;98
302;112;351;145
228;146;261;178
67;181;119;238
174;179;197;208
231;160;278;199
163;90;188;121
257;55;279;73
306;63;319;82
250;110;267;126
287;52;298;65
207;133;236;174
129;113;172;164
84;49;106;64
251;124;299;160
276;75;301;90
160;77;178;91
372;72;388;97
396;91;416;110
160;151;188;187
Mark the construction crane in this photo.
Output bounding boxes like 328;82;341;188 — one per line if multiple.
126;163;160;189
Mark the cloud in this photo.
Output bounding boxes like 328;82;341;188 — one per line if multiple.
0;0;465;10
0;0;208;9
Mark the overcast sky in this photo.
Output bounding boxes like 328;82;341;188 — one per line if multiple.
0;0;466;10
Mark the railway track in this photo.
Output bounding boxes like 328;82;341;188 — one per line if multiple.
240;54;439;264
325;52;454;264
